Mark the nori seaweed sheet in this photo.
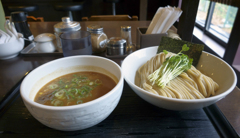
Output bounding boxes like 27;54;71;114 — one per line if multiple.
157;36;204;66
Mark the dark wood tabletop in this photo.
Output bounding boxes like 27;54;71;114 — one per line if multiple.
0;21;239;137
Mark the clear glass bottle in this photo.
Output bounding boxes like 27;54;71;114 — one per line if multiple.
121;26;132;46
87;25;108;54
121;26;135;53
54;17;81;52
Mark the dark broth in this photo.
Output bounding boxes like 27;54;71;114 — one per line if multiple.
34;72;117;106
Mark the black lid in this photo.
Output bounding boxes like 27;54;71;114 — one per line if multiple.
11;11;27;22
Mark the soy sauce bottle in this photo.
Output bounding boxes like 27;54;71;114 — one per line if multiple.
11;11;34;47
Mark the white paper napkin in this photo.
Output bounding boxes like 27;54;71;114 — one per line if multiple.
146;6;182;34
154;7;173;34
161;6;182;33
146;7;164;34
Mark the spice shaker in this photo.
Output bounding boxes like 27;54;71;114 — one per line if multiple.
107;37;126;56
87;25;108;53
54;17;81;52
120;26;132;46
120;26;135;53
11;11;34;47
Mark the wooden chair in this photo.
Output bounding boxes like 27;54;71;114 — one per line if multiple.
103;0;123;15
26;16;44;22
8;5;38;14
5;16;44;22
6;5;44;22
53;2;84;21
82;15;138;21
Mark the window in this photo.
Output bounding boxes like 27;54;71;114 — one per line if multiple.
196;0;210;27
195;0;238;45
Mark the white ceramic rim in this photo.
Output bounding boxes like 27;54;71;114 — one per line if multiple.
122;46;237;103
20;55;123;110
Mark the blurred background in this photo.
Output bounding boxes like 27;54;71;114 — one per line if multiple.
1;0;178;21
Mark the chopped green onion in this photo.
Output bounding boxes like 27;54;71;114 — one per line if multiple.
95;79;102;85
55;90;65;99
52;90;58;95
42;74;102;105
75;88;79;95
48;84;58;89
81;90;86;95
61;89;69;99
72;78;78;82
77;100;83;104
67;90;75;98
51;99;63;106
58;79;63;85
67;102;72;106
80;76;88;79
66;94;70;99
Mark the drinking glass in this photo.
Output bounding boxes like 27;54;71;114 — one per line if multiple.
60;30;92;56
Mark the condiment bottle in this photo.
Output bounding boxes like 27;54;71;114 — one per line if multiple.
54;17;81;52
11;11;34;47
120;26;135;53
87;25;108;53
107;37;126;56
121;26;132;46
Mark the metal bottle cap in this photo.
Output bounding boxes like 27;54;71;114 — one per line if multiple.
121;26;131;31
87;25;103;34
107;37;126;48
54;17;81;33
107;37;126;55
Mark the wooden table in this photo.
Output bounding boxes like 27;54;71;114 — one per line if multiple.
0;21;239;137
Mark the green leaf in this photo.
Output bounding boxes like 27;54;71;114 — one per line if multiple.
182;44;189;51
163;50;168;54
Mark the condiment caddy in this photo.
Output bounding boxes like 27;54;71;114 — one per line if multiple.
21;20;136;58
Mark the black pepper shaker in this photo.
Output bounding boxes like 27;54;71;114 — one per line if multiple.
11;11;34;46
